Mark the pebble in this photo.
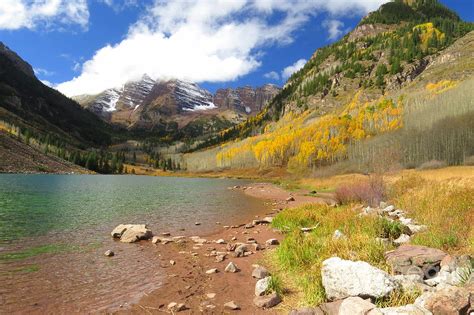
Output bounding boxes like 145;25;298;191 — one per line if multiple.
170;260;176;265
206;293;216;299
225;262;239;273
206;268;218;274
266;238;279;245
224;301;241;310
104;250;114;257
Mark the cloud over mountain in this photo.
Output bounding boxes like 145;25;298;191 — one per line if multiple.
55;0;388;96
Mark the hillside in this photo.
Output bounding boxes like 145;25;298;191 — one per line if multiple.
0;130;90;174
184;0;474;173
0;42;113;148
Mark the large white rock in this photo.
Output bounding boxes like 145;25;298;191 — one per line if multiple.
255;276;271;296
111;224;153;243
321;257;398;300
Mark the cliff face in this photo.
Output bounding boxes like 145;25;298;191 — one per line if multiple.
75;78;280;132
213;84;280;115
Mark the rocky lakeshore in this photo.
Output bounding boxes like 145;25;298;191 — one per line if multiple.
106;183;473;314
104;183;331;314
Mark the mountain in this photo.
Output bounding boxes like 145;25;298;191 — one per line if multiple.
214;84;280;114
185;0;474;172
0;42;112;147
74;77;280;135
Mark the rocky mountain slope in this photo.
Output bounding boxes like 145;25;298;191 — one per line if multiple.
0;42;112;147
74;77;280;134
185;0;474;172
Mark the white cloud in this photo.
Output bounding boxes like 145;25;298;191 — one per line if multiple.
57;0;389;96
281;59;307;80
40;79;54;87
323;19;345;40
34;68;55;77
264;71;280;81
99;0;138;12
0;0;89;31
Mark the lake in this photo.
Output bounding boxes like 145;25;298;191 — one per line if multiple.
0;174;267;313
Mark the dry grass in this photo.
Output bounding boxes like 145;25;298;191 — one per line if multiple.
268;204;396;307
265;166;474;309
389;175;474;254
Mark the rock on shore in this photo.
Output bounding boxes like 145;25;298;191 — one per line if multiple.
111;224;153;243
321;257;398;300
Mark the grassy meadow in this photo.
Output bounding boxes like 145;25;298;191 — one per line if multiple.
264;166;474;310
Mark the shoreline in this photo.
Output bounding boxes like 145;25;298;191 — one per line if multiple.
115;183;333;314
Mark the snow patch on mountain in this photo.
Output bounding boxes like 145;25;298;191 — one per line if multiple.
173;80;216;111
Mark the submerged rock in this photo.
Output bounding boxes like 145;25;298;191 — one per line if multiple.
321;257;398;300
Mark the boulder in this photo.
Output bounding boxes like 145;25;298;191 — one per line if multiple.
321;257;398;300
111;224;129;238
289;307;324;315
225;262;239;273
224;301;240;310
234;244;248;257
417;285;471;314
252;266;270;279
111;224;153;243
253;293;281;308
319;300;343;314
378;304;431;315
385;245;446;279
339;297;380;315
255;276;271;296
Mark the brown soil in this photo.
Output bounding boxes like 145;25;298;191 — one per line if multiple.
116;183;334;314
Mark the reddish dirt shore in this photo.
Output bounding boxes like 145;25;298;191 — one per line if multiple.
116;183;333;315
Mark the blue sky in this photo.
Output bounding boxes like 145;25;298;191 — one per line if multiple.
0;0;472;96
